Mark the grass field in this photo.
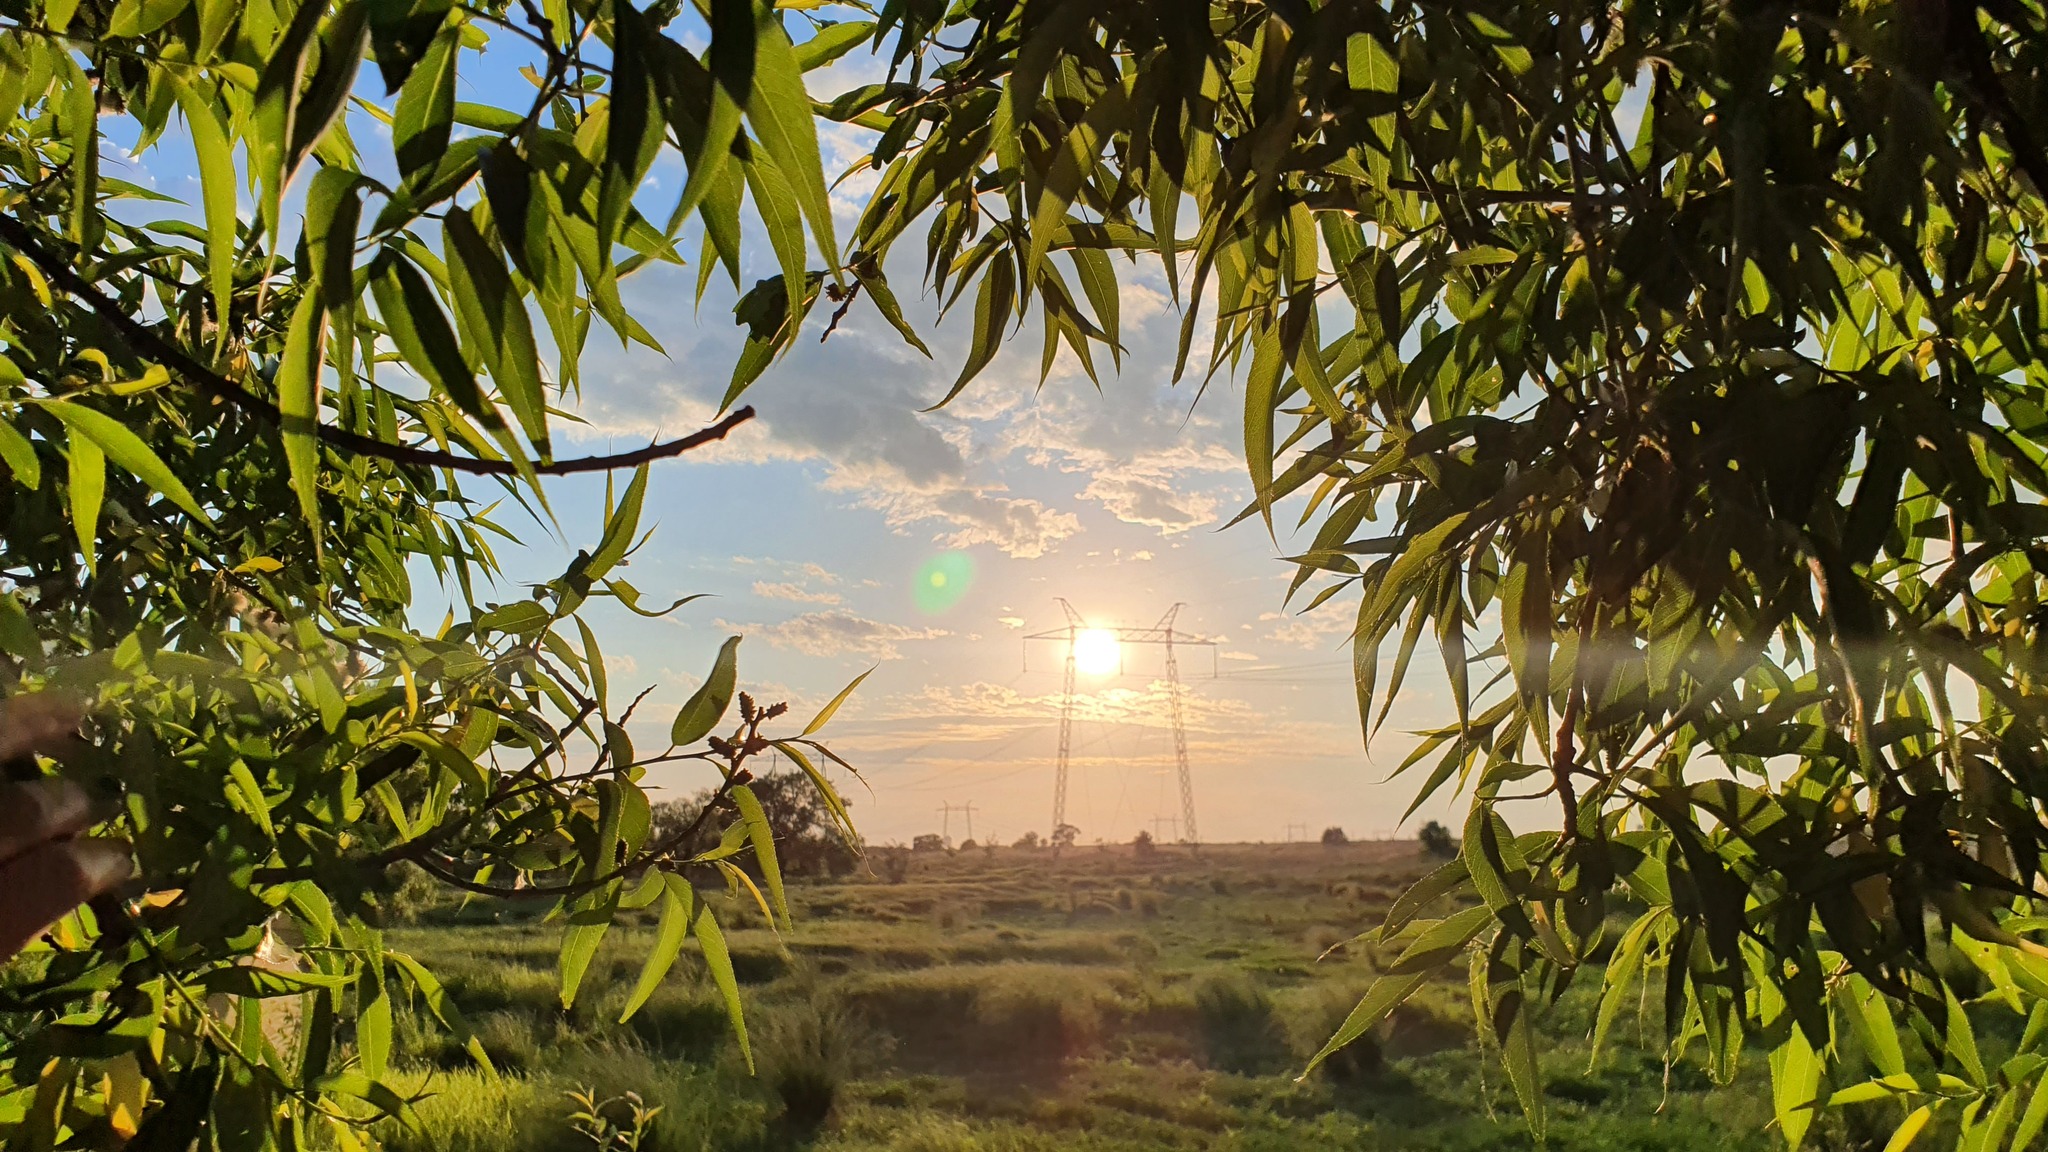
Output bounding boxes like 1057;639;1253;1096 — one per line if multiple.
376;840;1794;1151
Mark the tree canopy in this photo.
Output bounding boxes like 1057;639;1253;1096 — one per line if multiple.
817;0;2048;1147
0;0;865;1145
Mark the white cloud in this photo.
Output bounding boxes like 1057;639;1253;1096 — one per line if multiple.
998;616;1026;630
753;580;842;605
729;611;948;660
1078;473;1218;534
847;480;1079;559
1268;609;1353;650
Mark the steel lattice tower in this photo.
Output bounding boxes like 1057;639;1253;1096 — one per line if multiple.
1024;601;1214;845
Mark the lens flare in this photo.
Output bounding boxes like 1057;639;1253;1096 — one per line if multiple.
913;551;974;614
1073;628;1121;676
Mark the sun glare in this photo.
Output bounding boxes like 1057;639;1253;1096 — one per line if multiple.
1073;628;1121;676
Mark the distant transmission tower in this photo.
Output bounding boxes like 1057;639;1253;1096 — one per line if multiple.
938;801;976;845
1024;601;1215;846
1150;815;1180;842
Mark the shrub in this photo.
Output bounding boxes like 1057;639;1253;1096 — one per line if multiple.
1321;826;1349;845
1132;829;1157;856
1013;831;1042;849
1419;820;1458;858
912;833;947;853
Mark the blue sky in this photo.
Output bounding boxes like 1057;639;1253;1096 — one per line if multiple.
104;13;1469;847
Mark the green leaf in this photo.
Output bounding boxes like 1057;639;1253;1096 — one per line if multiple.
672;636;742;746
741;150;811;341
38;400;205;520
227;759;275;839
795;21;873;71
1837;974;1906;1079
444;208;550;456
1351;32;1400;91
387;951;494;1075
1243;318;1283;530
61;55;96;245
602;6;666;269
197;967;350;998
66;428;104;575
1882;1105;1932;1152
1591;909;1663;1065
771;741;857;844
744;0;842;276
2012;1070;2048;1152
730;784;789;929
277;289;327;552
290;3;371;167
802;667;871;736
558;883;620;1009
171;82;237;348
854;265;932;357
370;253;494;426
695;901;752;1072
305;167;365;389
249;0;330;237
929;256;1014;409
1946;983;1986;1086
391;23;458;181
1770;1011;1822;1149
1499;988;1545;1139
355;951;391;1080
618;875;693;1023
0;416;40;490
1299;970;1426;1077
1023;81;1128;284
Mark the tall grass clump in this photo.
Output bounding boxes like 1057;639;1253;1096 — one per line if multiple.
1190;970;1288;1075
381;1047;776;1152
755;986;885;1134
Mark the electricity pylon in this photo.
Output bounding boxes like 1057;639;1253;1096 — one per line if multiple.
1023;601;1215;845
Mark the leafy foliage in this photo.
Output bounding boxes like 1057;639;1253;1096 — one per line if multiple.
0;0;864;1145
827;0;2048;1146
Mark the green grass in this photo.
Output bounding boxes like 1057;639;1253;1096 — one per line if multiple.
377;841;1783;1151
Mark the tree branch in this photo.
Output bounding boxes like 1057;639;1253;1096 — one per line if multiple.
0;213;754;476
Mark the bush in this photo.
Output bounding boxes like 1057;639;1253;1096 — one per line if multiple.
1132;830;1157;856
377;861;443;926
1419;820;1457;858
1013;830;1042;849
912;833;947;853
1321;826;1348;846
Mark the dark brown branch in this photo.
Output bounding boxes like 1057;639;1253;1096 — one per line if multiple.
0;213;754;476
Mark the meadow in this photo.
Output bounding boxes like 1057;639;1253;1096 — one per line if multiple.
363;837;1843;1151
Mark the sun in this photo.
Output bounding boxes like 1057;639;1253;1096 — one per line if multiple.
1073;628;1121;676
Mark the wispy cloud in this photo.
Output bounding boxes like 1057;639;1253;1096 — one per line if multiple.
753;580;843;605
727;611;948;660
